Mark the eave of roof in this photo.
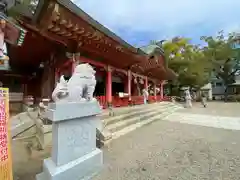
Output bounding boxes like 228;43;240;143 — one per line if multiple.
139;44;164;55
57;0;137;53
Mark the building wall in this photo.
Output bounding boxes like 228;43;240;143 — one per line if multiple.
211;81;225;95
210;71;225;95
211;75;240;96
201;83;212;100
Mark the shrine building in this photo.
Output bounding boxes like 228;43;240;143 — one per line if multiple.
4;0;176;112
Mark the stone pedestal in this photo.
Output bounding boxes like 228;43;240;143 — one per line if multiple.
36;100;103;180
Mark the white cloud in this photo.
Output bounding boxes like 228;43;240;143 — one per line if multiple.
71;0;240;43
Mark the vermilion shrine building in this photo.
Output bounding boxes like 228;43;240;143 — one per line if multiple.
5;0;176;111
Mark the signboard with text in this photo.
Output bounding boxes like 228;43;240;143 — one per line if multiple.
0;88;13;180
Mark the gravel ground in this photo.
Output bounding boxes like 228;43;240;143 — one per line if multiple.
179;101;240;117
93;120;240;180
13;102;240;180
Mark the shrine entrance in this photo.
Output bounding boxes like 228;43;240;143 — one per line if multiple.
94;70;105;96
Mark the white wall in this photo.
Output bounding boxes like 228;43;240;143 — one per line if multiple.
211;78;225;95
201;83;212;100
212;86;225;95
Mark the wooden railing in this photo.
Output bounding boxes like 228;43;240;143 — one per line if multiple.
131;96;144;105
95;96;107;109
112;97;129;107
95;95;172;108
148;96;157;103
163;96;171;101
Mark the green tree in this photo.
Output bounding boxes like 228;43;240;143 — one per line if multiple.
8;0;39;18
201;31;240;100
162;37;212;95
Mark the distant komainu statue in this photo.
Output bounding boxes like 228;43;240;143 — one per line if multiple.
52;63;96;102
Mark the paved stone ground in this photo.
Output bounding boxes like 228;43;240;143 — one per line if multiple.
14;102;240;180
92;102;240;180
179;101;240;117
162;112;240;131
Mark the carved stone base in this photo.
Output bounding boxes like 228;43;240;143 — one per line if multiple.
36;149;102;180
36;100;103;180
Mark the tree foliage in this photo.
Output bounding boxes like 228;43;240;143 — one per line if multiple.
201;31;240;87
158;31;240;96
162;37;212;92
7;0;39;18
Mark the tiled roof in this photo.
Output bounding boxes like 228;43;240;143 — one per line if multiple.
57;0;137;52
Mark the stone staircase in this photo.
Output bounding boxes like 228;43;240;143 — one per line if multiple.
10;102;183;150
100;102;183;144
11;108;38;139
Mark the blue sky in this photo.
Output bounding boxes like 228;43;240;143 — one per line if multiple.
71;0;240;47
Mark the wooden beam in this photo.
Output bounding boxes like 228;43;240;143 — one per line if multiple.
113;67;127;75
132;72;145;79
80;56;106;68
43;18;141;68
40;30;70;47
80;41;134;68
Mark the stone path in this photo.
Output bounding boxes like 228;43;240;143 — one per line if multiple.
163;112;240;130
178;102;240;117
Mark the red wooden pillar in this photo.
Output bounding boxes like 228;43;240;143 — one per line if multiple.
128;70;132;100
106;66;112;107
160;81;164;99
154;83;157;101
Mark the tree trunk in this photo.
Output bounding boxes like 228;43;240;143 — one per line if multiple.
224;86;228;102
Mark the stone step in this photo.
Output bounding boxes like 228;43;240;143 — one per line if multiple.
104;105;182;144
11;111;37;138
106;105;175;133
104;103;172;126
32;103;176;148
100;102;171;119
100;103;182;142
12;102;181;150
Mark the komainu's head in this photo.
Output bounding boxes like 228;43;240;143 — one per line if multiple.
73;63;96;78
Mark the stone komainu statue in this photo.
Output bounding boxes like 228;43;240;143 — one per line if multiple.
52;63;96;102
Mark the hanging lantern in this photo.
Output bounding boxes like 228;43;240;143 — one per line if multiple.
39;62;44;68
134;78;137;84
66;52;73;58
